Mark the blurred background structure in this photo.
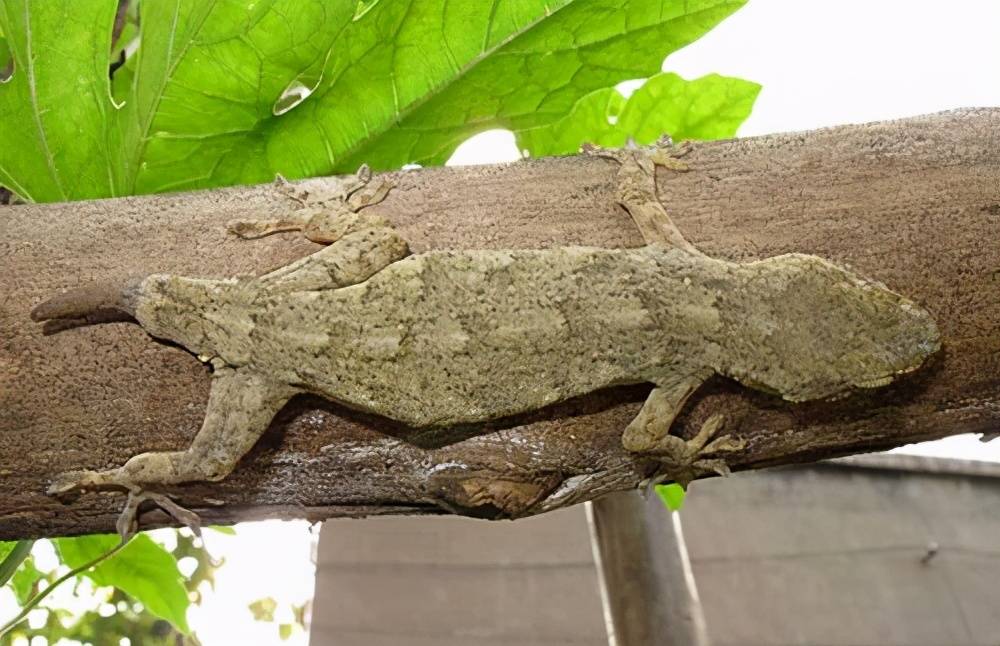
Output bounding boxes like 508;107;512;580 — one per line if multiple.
312;455;1000;646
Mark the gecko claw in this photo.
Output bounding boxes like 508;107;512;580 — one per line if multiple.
47;470;101;495
48;470;202;540
226;215;308;239
642;413;745;489
117;490;202;541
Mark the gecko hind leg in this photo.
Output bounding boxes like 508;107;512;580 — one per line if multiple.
227;164;393;243
257;226;409;292
49;368;296;537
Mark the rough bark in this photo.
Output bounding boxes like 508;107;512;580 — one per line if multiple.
1;108;998;540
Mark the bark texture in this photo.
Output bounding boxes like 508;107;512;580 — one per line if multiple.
2;109;998;539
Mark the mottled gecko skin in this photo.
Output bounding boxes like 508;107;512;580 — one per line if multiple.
33;149;940;533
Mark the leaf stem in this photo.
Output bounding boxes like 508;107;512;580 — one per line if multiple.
0;540;33;586
0;538;130;638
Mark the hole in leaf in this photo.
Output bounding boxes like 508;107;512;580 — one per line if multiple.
272;80;314;116
615;78;645;99
0;36;12;83
353;0;381;21
110;36;140;77
109;0;140;81
112;0;130;48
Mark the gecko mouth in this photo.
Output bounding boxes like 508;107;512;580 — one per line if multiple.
852;342;940;391
853;375;895;389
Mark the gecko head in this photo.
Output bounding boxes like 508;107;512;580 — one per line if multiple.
726;254;940;402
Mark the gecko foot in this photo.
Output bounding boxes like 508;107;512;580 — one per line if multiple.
227;164;392;243
117;490;202;541
581;136;691;172
643;414;746;489
647;135;693;171
49;470;202;540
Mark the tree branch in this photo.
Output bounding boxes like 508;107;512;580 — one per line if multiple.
2;109;999;539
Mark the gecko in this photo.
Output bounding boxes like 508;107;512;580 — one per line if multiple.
32;142;940;535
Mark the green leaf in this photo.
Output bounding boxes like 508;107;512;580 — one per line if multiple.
10;557;43;606
656;483;687;511
0;0;120;202
0;540;33;586
518;72;762;156
2;0;748;202
205;524;237;536
618;72;761;142
54;534;191;634
517;87;626;156
0;540;14;563
249;596;278;622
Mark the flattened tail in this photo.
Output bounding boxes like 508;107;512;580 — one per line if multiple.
31;276;146;322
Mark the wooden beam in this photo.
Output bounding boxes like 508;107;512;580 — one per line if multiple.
2;109;998;539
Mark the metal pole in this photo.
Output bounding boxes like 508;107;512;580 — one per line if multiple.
586;491;710;646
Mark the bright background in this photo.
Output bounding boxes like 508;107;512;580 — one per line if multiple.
6;2;999;645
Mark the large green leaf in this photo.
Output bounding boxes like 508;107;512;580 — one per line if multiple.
0;0;119;202
1;0;748;202
9;556;43;606
0;540;14;563
130;0;748;193
54;534;190;634
518;72;762;155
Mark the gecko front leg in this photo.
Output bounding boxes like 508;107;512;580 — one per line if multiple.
229;163;410;293
622;376;745;488
583;137;699;254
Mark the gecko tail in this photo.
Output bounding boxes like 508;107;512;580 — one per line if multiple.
31;276;145;322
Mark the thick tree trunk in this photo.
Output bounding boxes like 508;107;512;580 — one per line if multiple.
2;109;998;540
